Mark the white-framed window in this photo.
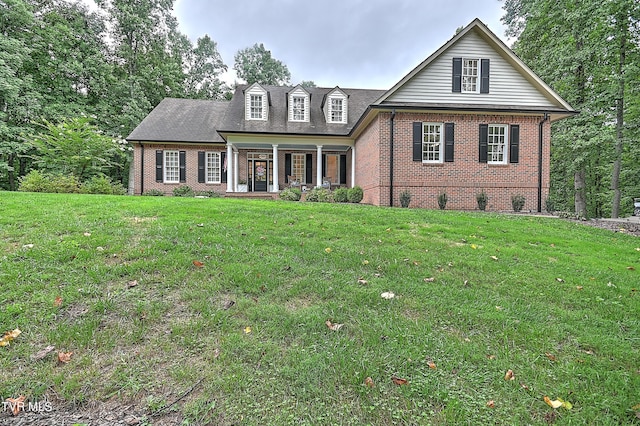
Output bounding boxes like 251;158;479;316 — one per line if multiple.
164;150;179;183
487;124;508;164
330;98;343;122
250;94;263;119
292;96;305;121
206;152;221;183
462;59;479;93
292;153;306;183
422;123;443;163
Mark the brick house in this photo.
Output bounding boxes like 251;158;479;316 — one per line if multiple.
127;19;575;211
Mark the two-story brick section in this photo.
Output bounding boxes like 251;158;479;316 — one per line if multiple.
127;19;576;211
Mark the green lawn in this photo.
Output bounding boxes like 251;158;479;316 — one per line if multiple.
1;192;638;425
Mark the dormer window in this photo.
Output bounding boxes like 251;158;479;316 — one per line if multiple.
325;88;348;124
245;83;268;121
462;59;479;93
288;86;310;122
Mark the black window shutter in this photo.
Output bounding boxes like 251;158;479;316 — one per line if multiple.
444;123;455;162
479;124;488;163
221;152;227;183
510;125;520;163
197;151;205;183
305;153;313;184
480;59;490;94
452;58;462;93
339;154;347;184
322;154;326;177
284;153;291;182
179;151;186;182
155;150;163;182
412;122;423;161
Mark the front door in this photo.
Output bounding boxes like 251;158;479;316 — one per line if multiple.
253;160;268;192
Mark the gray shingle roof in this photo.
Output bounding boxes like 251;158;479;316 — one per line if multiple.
219;85;386;136
126;98;229;143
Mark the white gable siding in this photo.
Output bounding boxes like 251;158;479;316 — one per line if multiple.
245;85;268;120
387;30;559;108
325;90;348;123
288;87;310;122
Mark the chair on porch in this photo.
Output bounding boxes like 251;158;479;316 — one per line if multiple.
288;176;300;189
322;177;332;189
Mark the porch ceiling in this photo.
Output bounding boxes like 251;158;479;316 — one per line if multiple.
232;142;352;152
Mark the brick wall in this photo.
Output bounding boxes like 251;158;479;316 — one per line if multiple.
355;112;551;211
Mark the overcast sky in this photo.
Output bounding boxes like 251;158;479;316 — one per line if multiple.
174;0;510;89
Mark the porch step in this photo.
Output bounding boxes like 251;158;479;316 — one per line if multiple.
225;192;279;200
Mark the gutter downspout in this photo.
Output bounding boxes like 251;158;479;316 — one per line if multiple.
389;109;396;207
140;144;145;195
538;113;549;212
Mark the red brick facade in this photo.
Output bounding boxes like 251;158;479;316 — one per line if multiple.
354;112;551;211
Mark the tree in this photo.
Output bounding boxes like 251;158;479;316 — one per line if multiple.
234;43;291;86
183;34;230;100
300;80;317;88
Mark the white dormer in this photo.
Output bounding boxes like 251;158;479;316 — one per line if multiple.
288;86;310;122
325;87;348;124
245;83;268;121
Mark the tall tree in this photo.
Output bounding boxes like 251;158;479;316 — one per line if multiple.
234;43;291;86
183;34;229;100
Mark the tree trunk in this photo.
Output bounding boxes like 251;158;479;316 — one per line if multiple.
575;169;587;218
611;15;626;218
7;153;15;191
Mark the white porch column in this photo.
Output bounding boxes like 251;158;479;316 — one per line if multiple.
351;146;356;188
272;144;279;192
226;143;234;192
233;150;239;192
316;145;323;187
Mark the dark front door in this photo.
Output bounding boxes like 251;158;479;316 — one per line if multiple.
253;160;268;192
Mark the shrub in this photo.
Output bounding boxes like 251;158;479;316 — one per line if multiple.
333;187;349;203
82;175;126;195
18;170;49;193
545;196;555;214
476;191;488;211
438;192;448;210
280;187;302;201
194;190;222;198
49;174;81;193
511;194;526;212
306;187;333;202
142;189;164;196
347;186;364;203
172;185;194;197
399;190;411;208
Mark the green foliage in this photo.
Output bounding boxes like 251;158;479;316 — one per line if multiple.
194;190;221;198
172;185;194;197
81;175;126;195
17;170;49;193
438;192;448;210
333;187;349;203
142;189;164;196
305;187;333;202
233;43;291;85
347;186;364;203
279;187;302;201
511;194;526;212
399;190;412;208
183;34;230;100
476;191;488;211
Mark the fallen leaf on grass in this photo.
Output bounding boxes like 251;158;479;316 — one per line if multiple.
31;345;55;361
127;280;138;288
357;277;368;285
504;369;515;381
23;244;34;249
364;377;375;388
391;376;408;385
325;320;343;331
556;278;565;283
486;400;495;408
54;296;63;307
57;351;73;364
545;352;557;361
486;354;496;360
471;244;477;249
324;247;332;253
520;382;530;391
381;292;395;300
243;326;252;334
5;395;26;415
544;396;572;410
362;260;369;265
627;266;635;270
423;277;435;283
222;300;235;310
83;232;91;237
490;256;499;261
427;361;436;369
576;286;584;290
0;329;21;347
192;260;204;268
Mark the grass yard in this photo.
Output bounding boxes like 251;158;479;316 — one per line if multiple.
0;192;638;425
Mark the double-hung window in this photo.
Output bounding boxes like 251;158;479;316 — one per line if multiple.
250;94;263;119
292;96;305;121
292;153;306;183
422;123;443;163
206;152;221;183
462;59;479;93
487;124;508;164
330;98;343;122
164;151;179;183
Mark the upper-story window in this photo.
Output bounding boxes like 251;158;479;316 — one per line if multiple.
462;59;479;93
250;94;263;119
288;86;309;122
326;88;347;124
292;96;305;121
